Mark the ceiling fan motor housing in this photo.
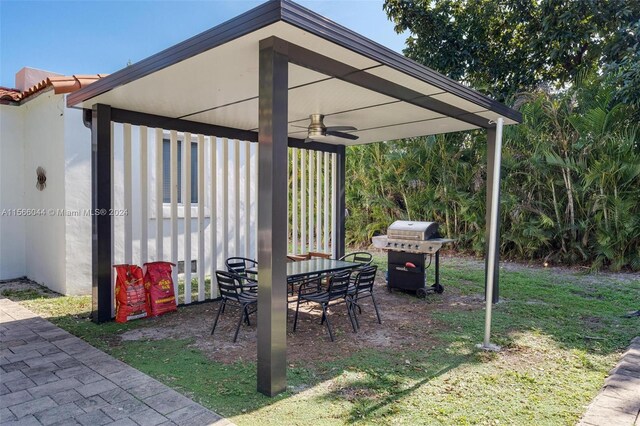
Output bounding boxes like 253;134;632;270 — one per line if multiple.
308;114;327;138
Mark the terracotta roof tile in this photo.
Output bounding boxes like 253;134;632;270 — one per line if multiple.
1;74;108;104
0;87;22;102
20;74;108;100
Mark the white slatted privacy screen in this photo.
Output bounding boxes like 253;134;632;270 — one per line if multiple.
111;123;336;306
288;148;338;258
111;124;258;305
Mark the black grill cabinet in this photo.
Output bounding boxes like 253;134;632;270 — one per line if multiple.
380;220;453;298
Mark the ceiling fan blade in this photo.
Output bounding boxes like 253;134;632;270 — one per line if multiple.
326;125;357;131
326;130;359;140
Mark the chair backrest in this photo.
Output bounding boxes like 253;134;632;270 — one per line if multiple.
225;257;258;275
308;251;331;259
327;270;351;299
351;265;377;294
340;251;373;266
287;254;308;262
215;270;243;301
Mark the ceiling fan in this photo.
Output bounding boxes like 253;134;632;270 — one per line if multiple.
304;114;359;143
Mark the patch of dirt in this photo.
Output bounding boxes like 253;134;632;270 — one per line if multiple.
334;386;379;402
0;269;487;364
0;277;60;299
448;293;486;308
110;275;481;364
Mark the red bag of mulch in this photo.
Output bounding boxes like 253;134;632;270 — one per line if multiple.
143;262;177;317
114;264;148;323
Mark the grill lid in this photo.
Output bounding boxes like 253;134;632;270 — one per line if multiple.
387;220;439;241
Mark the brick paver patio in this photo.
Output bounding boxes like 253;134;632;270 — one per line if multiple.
578;337;640;426
0;299;233;426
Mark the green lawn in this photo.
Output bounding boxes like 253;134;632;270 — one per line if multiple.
4;256;639;425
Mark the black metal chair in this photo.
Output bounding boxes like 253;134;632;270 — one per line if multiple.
347;265;381;328
339;251;373;266
211;270;257;343
293;271;357;341
225;256;258;276
225;257;258;291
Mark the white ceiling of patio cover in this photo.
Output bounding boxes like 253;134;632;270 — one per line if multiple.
74;21;517;145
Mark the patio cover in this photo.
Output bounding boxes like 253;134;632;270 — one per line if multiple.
67;0;521;396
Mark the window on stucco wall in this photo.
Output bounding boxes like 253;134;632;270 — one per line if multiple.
162;139;198;204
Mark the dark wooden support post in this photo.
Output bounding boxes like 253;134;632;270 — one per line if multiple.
257;37;289;396
335;145;346;259
484;126;502;303
91;104;113;323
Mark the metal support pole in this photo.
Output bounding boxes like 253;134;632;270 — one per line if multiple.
481;117;504;350
257;37;288;396
91;104;113;323
335;145;346;259
484;126;502;304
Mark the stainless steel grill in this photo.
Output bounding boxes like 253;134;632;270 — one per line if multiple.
373;220;453;298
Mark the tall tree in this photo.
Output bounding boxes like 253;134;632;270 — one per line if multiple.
383;0;640;101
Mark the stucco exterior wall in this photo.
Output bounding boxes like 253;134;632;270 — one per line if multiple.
0;91;93;295
20;91;67;293
63;105;92;295
0;104;26;279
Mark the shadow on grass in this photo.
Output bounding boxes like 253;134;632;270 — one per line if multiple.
318;353;467;424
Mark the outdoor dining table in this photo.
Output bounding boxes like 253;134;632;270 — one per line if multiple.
246;258;362;282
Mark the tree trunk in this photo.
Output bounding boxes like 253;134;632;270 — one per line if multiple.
551;180;567;254
561;165;576;242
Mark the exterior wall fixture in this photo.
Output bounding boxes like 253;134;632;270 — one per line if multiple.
36;166;46;191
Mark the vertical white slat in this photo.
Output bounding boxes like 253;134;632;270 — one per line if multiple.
244;140;251;258
183;132;192;304
292;148;298;254
140;126;149;264
222;138;229;264
155;128;163;261
209;136;218;297
316;150;322;251
331;152;337;258
300;149;307;252
308;150;314;251
323;151;330;254
197;134;205;301
123;123;133;264
170;130;179;297
234;140;240;255
252;143;259;260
